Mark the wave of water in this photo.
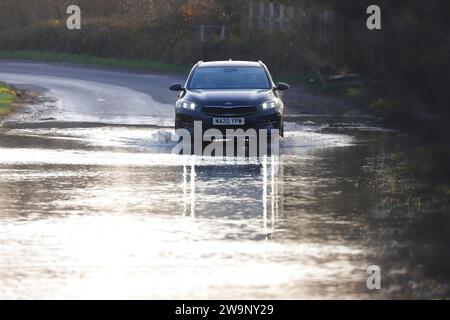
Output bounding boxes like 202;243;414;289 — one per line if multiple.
5;124;354;152
146;127;353;150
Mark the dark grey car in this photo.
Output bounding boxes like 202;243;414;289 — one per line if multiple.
169;60;289;137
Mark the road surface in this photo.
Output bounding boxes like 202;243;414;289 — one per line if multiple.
0;60;183;127
0;61;448;299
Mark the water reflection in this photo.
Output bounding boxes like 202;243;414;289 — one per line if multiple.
0;125;449;299
181;155;280;238
182;155;197;219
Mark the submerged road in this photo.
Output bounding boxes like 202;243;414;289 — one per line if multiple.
0;61;448;299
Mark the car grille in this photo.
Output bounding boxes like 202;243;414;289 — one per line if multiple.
202;106;256;116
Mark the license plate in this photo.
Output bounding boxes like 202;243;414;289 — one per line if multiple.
213;118;245;126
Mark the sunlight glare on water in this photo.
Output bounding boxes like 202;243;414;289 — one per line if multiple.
1;122;439;299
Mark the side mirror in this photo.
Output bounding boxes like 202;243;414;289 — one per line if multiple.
276;82;290;91
170;83;184;91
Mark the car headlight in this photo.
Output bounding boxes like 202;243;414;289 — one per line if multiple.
177;101;196;110
261;100;277;110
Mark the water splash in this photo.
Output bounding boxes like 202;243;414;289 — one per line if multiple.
281;131;353;149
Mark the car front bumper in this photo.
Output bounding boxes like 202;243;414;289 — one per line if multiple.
175;108;281;136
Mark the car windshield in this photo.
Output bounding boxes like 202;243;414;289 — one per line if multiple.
188;66;271;89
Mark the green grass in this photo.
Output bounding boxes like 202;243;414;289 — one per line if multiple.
0;50;191;74
1;50;326;85
0;82;17;116
1;50;330;86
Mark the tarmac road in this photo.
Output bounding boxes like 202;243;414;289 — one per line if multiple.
0;60;183;126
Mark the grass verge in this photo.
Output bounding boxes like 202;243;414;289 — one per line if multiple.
0;82;18;117
0;50;191;74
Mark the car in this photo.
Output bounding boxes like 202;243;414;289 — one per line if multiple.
169;60;289;139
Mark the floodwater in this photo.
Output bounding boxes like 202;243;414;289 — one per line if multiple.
0;117;449;299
